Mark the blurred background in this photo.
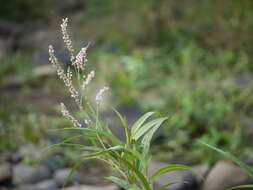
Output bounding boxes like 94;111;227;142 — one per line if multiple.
0;0;253;190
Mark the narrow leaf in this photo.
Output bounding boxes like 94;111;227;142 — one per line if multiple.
118;157;152;190
131;112;155;135
59;127;123;145
133;117;167;141
228;185;253;190
199;141;253;178
150;164;192;180
46;134;96;150
106;176;131;189
63;161;80;188
157;182;179;190
141;117;168;154
113;108;131;145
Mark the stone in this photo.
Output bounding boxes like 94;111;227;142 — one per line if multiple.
53;168;82;186
16;180;58;190
34;180;58;190
0;163;12;184
13;164;51;185
192;164;210;181
202;160;253;190
42;155;64;173
149;161;208;190
64;184;119;190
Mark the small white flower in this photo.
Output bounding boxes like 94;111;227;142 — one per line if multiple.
48;45;58;66
82;70;95;89
95;87;109;105
60;103;81;128
84;119;91;125
72;45;89;70
61;18;74;60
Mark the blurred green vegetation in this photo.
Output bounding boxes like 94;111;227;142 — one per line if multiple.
0;0;46;22
94;47;253;163
0;53;32;83
1;0;253;164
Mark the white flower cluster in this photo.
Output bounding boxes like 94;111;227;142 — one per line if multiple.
95;87;109;105
60;103;81;128
49;18;110;129
61;18;74;60
72;46;88;70
82;70;95;89
48;45;80;104
84;119;91;125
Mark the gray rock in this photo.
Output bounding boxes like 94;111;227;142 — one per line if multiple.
202;160;253;190
149;161;208;190
53;168;82;186
17;180;58;190
34;180;58;190
16;184;34;190
13;164;51;185
0;163;12;184
42;155;64;173
192;164;210;181
64;184;119;190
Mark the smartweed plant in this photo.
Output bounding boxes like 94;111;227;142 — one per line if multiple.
48;18;190;190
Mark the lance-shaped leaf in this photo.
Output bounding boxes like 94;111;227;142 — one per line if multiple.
228;185;253;190
131;112;155;135
141;117;168;155
150;164;192;180
113;108;131;145
106;176;132;189
59;127;123;145
133;117;167;141
199;141;253;179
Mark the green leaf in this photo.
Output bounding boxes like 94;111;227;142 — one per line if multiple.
106;176;131;189
113;108;131;145
131;112;155;135
128;188;143;190
150;164;192;180
133;117;167;141
81;145;123;159
46;134;96;150
80;146;151;189
63;161;81;188
141;117;168;155
59;127;123;145
198;141;253;178
228;185;253;190
52;143;102;151
81;145;142;162
117;157;152;190
157;182;179;190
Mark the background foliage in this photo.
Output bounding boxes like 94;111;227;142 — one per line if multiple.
0;0;253;164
